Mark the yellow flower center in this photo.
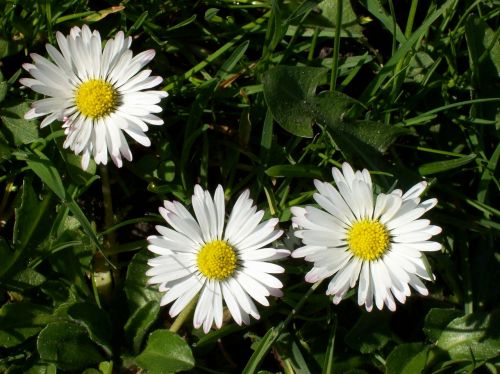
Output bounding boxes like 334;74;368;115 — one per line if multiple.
75;79;118;119
197;240;237;280
347;219;390;261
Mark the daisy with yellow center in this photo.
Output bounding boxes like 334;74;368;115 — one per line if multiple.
291;162;442;311
20;25;168;170
147;185;290;333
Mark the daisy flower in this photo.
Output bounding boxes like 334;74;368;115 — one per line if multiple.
20;25;168;170
147;185;290;333
292;162;442;312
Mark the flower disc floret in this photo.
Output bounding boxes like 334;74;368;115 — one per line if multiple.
347;219;390;261
75;79;118;119
197;240;237;279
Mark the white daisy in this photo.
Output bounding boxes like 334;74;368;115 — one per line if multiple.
292;162;442;312
147;185;290;333
20;25;168;170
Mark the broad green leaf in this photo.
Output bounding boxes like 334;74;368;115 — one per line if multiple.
386;343;429;374
317;0;363;35
124;300;160;353
0;102;40;145
9;268;46;290
67;302;113;356
135;330;195;373
265;164;325;178
418;154;476;175
423;308;463;342
263;66;408;153
262;65;328;137
437;311;500;361
64;151;97;186
22;150;66;200
345;312;391;353
99;361;113;374
0;302;53;348
37;321;104;371
22;363;57;374
13;178;52;252
124;250;162;312
325;119;410;154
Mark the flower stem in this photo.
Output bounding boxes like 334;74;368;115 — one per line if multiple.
100;165;115;251
169;296;198;333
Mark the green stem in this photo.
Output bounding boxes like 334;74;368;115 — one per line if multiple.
330;0;343;92
307;27;320;61
404;0;419;38
100;165;115;251
169;296;198;333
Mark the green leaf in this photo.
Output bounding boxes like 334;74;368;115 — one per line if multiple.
265;164;325;178
317;0;363;35
345;312;391;353
217;40;249;78
262;66;408;153
0;102;40;145
418;154;476;175
13;178;52;252
22;362;57;374
437;311;500;361
386;343;429;374
37;321;104;371
423;308;463;342
243;325;281;374
262;65;328;137
465;14;500;118
124;300;160;353
0;81;7;103
64;151;97;186
9;268;46;290
22;150;66;200
326;119;410;154
67;302;112;356
135;330;195;373
124;250;162;312
0;302;53;348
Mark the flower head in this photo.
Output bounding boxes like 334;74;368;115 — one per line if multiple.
147;185;289;333
20;25;168;170
292;163;441;311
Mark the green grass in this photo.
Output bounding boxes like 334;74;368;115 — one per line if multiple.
0;0;499;373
